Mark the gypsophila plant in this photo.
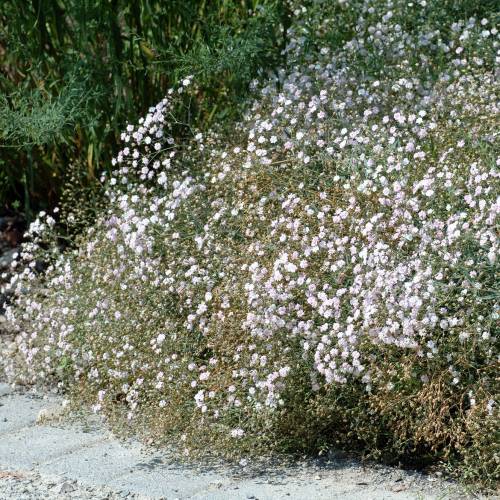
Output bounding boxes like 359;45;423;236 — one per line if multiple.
3;0;499;488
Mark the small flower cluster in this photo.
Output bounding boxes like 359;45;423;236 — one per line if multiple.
3;0;498;482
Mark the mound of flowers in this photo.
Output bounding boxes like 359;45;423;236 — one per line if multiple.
3;1;498;485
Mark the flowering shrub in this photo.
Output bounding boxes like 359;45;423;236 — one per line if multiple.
3;0;499;486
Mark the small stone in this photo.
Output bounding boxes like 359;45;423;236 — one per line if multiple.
391;483;408;492
36;405;65;424
52;481;76;494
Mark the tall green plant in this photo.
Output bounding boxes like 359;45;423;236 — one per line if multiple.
0;0;284;216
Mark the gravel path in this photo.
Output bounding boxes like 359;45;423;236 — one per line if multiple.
0;382;482;499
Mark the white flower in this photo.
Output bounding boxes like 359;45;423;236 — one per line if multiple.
230;428;245;438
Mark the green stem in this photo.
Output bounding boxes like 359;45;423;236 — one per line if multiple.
24;148;33;221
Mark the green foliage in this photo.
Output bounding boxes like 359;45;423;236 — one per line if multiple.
0;0;284;215
0;75;100;148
